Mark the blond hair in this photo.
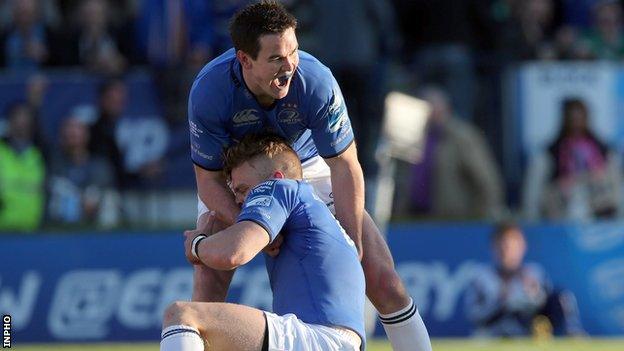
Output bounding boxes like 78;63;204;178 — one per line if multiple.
223;133;303;180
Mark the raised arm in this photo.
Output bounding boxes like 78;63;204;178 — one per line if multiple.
324;143;365;258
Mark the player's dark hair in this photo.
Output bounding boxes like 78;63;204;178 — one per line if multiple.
223;133;302;180
229;1;297;59
491;221;523;244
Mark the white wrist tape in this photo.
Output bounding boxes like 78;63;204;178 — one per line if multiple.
191;234;208;260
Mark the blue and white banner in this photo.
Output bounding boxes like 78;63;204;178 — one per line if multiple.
1;222;624;342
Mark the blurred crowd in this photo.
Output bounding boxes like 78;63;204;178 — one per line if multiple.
2;0;624;231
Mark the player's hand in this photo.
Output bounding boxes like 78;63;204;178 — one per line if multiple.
184;229;206;265
263;234;284;257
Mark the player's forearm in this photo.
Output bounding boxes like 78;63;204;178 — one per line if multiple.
328;157;365;256
195;166;240;225
199;182;240;225
196;222;268;270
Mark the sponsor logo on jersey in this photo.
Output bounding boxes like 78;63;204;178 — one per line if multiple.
232;109;261;126
327;93;347;133
245;195;272;208
189;121;204;138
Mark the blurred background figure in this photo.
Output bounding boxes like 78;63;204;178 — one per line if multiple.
0;101;45;231
47;115;119;227
290;0;399;192
55;0;128;75
0;0;56;71
89;78;127;188
523;97;621;221
465;222;584;337
579;0;624;60
393;87;505;220
88;78;167;191
393;0;476;121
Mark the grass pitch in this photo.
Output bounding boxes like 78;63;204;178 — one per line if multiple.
14;338;624;350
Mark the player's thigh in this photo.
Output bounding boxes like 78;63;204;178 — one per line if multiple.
176;302;267;351
265;312;360;351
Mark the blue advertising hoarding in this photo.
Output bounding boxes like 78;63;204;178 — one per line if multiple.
1;222;623;342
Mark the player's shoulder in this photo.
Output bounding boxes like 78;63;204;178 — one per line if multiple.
295;50;336;98
189;49;236;105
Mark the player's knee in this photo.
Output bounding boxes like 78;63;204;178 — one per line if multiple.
163;301;193;326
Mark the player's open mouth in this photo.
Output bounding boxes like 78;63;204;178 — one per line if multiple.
275;73;292;88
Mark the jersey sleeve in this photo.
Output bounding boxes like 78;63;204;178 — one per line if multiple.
308;74;355;158
236;180;297;243
188;80;231;170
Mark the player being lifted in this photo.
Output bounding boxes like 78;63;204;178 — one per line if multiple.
188;2;431;350
162;134;365;350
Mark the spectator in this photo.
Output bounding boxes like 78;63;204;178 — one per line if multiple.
0;0;61;31
579;0;624;60
465;222;584;337
56;0;128;75
0;102;45;231
89;78;127;187
394;0;477;120
291;0;399;186
0;0;54;70
25;73;51;158
133;0;215;68
394;87;505;220
498;0;560;61
132;0;216;125
47;115;119;227
523;97;621;221
89;78;167;190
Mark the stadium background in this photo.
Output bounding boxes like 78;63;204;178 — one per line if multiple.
1;0;624;350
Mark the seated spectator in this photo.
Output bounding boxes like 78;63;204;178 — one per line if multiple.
47;115;119;227
0;0;54;70
0;102;45;231
523;97;621;221
393;87;505;220
465;222;584;337
579;0;624;60
56;0;127;75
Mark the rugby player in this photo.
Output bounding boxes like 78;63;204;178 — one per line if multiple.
162;134;365;350
188;2;431;350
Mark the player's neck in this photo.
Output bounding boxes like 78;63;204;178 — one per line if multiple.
242;69;275;108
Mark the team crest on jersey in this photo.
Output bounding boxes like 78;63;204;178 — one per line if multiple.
277;107;301;124
232;109;261;126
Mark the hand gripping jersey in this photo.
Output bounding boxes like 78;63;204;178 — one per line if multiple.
237;179;366;348
188;48;354;170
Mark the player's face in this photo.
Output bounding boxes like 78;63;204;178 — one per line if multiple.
230;161;267;206
244;27;299;104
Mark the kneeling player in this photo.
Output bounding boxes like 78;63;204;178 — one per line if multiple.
161;134;365;351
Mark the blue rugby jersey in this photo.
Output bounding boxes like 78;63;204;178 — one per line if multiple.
188;49;354;170
236;179;366;348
